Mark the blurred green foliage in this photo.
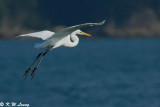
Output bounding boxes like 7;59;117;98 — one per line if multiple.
0;0;159;38
0;0;42;30
0;0;159;29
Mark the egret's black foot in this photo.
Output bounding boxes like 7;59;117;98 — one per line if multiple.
23;68;31;80
31;67;37;80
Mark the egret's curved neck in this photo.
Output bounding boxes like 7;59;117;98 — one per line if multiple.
68;32;79;47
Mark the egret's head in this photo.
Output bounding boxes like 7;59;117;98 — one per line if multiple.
76;29;92;37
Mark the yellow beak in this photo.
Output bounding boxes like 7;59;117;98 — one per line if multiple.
81;32;92;36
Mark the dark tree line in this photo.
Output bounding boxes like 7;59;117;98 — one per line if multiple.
0;0;159;38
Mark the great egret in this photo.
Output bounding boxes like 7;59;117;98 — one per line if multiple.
17;20;105;79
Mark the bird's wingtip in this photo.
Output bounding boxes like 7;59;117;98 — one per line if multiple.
16;36;20;38
15;35;21;39
100;20;105;25
94;20;105;26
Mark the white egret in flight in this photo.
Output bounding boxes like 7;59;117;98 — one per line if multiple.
17;20;105;79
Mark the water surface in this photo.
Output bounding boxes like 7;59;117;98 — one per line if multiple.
0;39;160;107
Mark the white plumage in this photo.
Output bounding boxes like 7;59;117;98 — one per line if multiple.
18;20;105;79
17;20;105;50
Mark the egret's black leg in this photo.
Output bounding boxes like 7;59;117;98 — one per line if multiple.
23;52;43;80
31;49;49;79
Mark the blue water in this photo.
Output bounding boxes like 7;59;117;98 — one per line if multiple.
0;39;160;107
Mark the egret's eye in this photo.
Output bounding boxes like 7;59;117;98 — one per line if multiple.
80;32;84;35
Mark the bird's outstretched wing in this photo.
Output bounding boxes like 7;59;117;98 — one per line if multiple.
48;20;105;39
60;20;105;32
17;30;55;40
